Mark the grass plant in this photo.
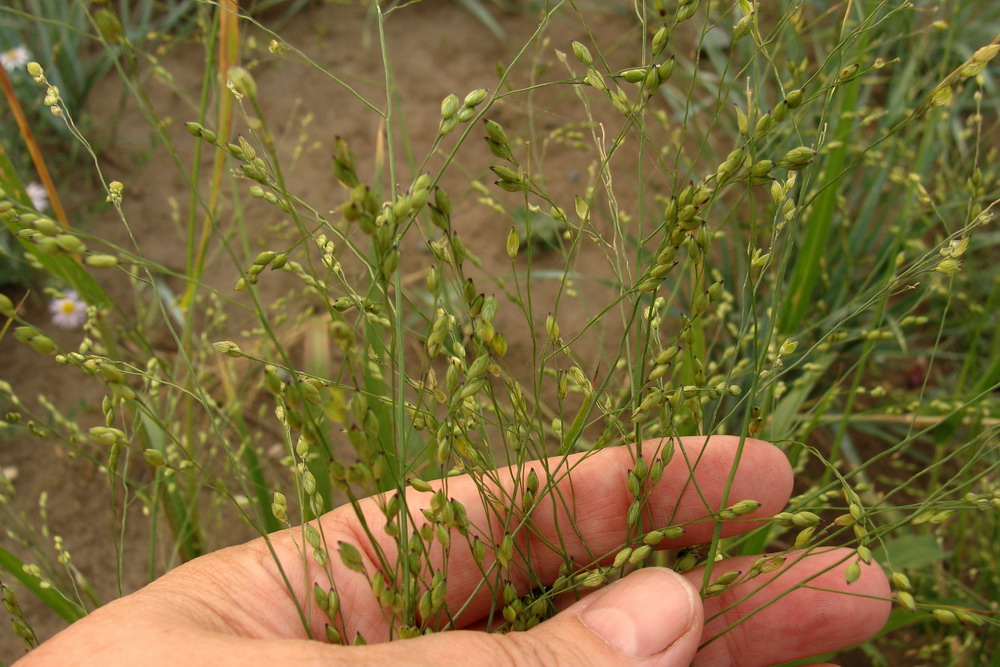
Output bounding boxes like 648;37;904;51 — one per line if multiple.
1;0;998;663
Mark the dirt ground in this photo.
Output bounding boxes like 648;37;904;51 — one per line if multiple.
1;0;648;659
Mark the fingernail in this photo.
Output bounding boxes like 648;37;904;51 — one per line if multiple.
580;568;697;659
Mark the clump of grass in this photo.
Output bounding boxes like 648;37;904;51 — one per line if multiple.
1;0;998;662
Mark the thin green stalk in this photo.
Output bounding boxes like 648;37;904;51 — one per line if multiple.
375;0;412;630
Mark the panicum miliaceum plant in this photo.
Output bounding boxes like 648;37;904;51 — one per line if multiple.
1;0;998;662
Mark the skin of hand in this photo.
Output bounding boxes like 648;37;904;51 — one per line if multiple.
15;437;890;666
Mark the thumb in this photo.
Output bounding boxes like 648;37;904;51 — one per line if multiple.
366;567;703;666
558;567;703;666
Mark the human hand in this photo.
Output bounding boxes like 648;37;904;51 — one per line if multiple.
17;437;890;666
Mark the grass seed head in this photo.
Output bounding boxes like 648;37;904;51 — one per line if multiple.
777;146;816;170
140;448;165;467
95;8;125;45
227;66;257;99
651;26;668;56
628;544;653;564
972;44;1000;63
932;608;958;625
793;526;816;548
463;88;487;108
571;41;593;66
733;13;753;41
729;499;761;516
675;551;699;573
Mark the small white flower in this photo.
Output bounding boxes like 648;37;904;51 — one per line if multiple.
49;290;87;329
0;46;31;73
26;182;49;211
